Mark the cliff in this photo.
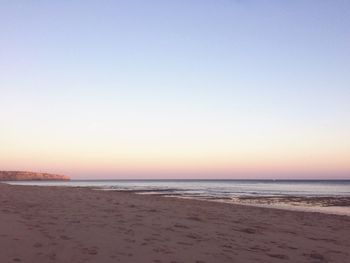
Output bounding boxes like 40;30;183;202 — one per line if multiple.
0;171;70;181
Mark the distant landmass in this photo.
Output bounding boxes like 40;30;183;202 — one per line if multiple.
0;171;70;181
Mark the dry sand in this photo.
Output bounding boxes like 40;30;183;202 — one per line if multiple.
0;183;349;263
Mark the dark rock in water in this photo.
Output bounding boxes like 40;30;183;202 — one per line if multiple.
0;171;70;181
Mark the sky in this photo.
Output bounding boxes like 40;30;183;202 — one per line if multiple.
0;0;349;179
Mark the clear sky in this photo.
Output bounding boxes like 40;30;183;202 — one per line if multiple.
1;0;349;179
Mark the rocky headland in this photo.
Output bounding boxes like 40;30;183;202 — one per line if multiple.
0;171;70;181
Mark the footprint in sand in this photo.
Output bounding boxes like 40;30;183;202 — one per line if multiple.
268;253;289;260
239;228;256;234
82;247;99;255
303;252;325;261
174;224;189;229
187;216;202;222
33;242;43;248
48;253;57;260
177;241;193;246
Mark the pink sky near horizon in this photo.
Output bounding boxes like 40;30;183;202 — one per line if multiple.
1;108;350;179
1;142;349;179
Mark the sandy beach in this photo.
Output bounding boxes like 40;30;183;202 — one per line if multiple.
0;183;349;263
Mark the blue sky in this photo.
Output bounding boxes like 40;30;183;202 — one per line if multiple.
0;1;349;178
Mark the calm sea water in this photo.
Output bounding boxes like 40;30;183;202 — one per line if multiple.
7;180;350;199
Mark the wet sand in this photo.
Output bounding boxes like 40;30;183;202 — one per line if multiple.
0;183;349;263
232;195;350;216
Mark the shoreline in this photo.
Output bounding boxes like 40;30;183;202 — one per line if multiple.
89;188;350;217
1;183;350;262
6;181;350;216
131;192;350;217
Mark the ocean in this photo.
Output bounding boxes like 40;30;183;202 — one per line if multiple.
7;179;350;198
